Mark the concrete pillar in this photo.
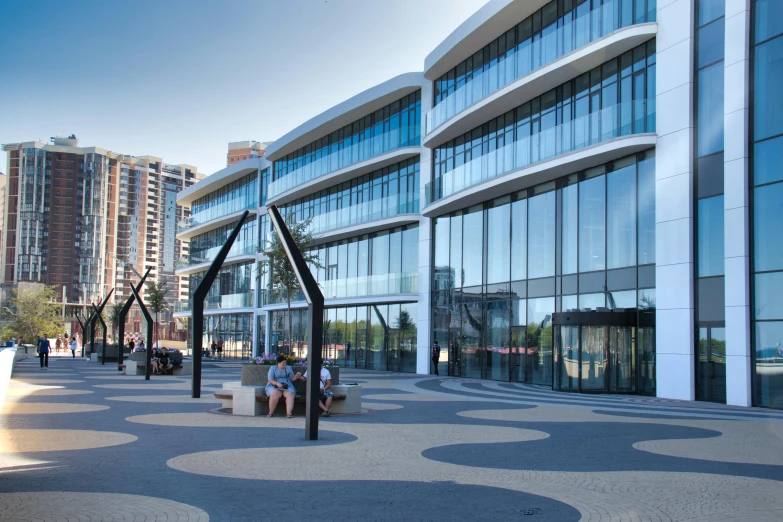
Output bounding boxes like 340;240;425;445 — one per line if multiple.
654;0;696;400
417;79;434;375
723;0;752;406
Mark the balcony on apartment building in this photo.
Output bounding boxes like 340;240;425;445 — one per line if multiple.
173;290;255;315
174;240;257;272
176;195;257;237
264;272;418;307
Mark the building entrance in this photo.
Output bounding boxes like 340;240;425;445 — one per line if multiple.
552;308;655;395
696;326;726;404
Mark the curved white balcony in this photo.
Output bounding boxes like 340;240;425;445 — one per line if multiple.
423;100;656;217
176;199;258;241
174;240;257;276
265;142;419;206
423;22;657;148
173;291;255;317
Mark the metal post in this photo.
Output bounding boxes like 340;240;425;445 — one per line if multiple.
75;312;87;357
129;283;154;381
118;269;151;371
191;210;249;398
267;205;324;441
87;292;113;361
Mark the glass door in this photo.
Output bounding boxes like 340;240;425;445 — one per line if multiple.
555;325;579;391
697;326;726;403
637;326;656;395
387;328;401;372
608;326;636;393
509;327;526;382
581;326;607;391
448;328;462;377
355;328;367;369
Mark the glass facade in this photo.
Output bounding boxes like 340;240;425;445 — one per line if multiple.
265;225;419;303
188;261;256;311
431;151;655;383
427;41;656;204
278;159;419;236
178;171;258;233
752;0;783;408
427;0;657;134
201;313;254;360
269;302;418;373
268;91;421;199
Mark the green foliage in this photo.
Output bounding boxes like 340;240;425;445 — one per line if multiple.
109;302;123;339
259;214;322;352
144;279;169;349
395;309;415;338
1;286;63;342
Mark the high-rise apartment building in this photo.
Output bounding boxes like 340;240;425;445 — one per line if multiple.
227;140;271;166
1;135;204;328
177;0;783;409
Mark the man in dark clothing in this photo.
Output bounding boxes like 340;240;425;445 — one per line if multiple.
37;336;50;370
431;340;441;376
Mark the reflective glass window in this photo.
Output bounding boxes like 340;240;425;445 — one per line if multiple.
697;63;725;156
450;214;463;289
753;321;783;409
579;174;605;272
754;36;783;141
487;200;511;284
637;151;656;264
607;164;637;269
462;206;484;287
579;293;605;309
528;190;556;278
754;136;783;186
697;196;725;277
511;197;528;280
754;183;783;272
561;183;578;274
755;0;783;44
698;18;725;67
755;272;783;320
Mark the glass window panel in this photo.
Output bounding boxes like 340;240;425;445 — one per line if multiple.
754;36;783;142
484;300;510;381
638;287;656;309
698;18;724;67
637;152;656;264
511;198;528;280
609;289;636;308
561;183;578;274
434;217;450;288
607;164;637;269
754;0;783;44
754;136;783;186
579;175;606;272
371;233;390;276
462;206;484;287
450;214;463;289
578;293;606;309
528;190;556;278
358;237;369;277
389;230;402;275
698;0;724;26
755;272;783;320
753;183;783;272
697;196;725;277
697;63;725;156
402;227;418;275
562;294;578;311
753;321;783;409
487;202;511;283
527;297;554;385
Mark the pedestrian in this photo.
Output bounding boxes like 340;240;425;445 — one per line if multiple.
55;334;62;354
37;336;51;370
70;336;77;358
210;340;217;358
128;337;135;352
216;337;224;360
138;339;145;351
431;340;441;376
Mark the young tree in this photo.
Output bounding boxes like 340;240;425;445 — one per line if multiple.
1;285;63;342
109;302;123;342
145;280;169;349
259;213;321;354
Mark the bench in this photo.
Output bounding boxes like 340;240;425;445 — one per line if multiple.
123;359;191;376
216;383;362;416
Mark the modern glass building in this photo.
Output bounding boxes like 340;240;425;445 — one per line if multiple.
177;0;783;408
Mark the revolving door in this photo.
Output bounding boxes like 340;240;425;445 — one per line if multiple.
552;308;655;395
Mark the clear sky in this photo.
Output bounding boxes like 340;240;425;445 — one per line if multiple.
0;0;487;175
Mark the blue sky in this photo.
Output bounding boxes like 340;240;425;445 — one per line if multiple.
0;0;486;175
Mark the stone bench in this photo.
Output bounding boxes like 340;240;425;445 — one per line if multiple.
216;384;362;416
123;359;189;376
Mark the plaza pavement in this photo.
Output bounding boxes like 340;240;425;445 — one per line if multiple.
1;353;783;521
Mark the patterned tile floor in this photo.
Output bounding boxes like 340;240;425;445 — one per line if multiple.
1;355;782;521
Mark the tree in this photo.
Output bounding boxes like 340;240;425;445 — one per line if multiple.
1;285;63;342
259;213;322;354
145;280;169;349
109;302;123;342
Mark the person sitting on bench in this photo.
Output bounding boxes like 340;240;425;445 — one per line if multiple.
265;355;303;418
297;365;334;417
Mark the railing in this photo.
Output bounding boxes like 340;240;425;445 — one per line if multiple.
174;240;257;269
425;0;650;135
279;193;420;239
267;132;418;200
173;291;255;314
266;272;418;304
177;197;257;234
425;100;655;204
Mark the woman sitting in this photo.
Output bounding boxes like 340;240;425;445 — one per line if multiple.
265;355;302;418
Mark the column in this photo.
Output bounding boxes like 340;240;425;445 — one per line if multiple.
417;80;433;375
655;0;696;400
723;0;752;406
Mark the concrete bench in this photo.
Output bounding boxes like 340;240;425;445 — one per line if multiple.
216;384;362;416
124;360;146;375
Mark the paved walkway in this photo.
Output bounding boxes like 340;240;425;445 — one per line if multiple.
1;355;782;521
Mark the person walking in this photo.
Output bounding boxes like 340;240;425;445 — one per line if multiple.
70;336;77;358
55;335;62;354
37;336;51;370
216;337;224;360
431;340;441;376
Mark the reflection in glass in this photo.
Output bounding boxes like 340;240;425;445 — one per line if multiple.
754;36;783;142
487;202;511;284
450;214;463;289
511;198;528;280
607;164;637;268
528;190;556;278
462;207;484;287
579;175;606;272
753;183;783;272
527;297;554;385
461;300;483;379
754;321;783;409
484;299;510;381
609;290;636;309
754;136;783;186
637;152;656;264
697;63;725;156
561;183;578;274
556;326;579;391
581;326;606;391
755;0;783;44
697;196;725;276
579;293;605;310
754;272;783;320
